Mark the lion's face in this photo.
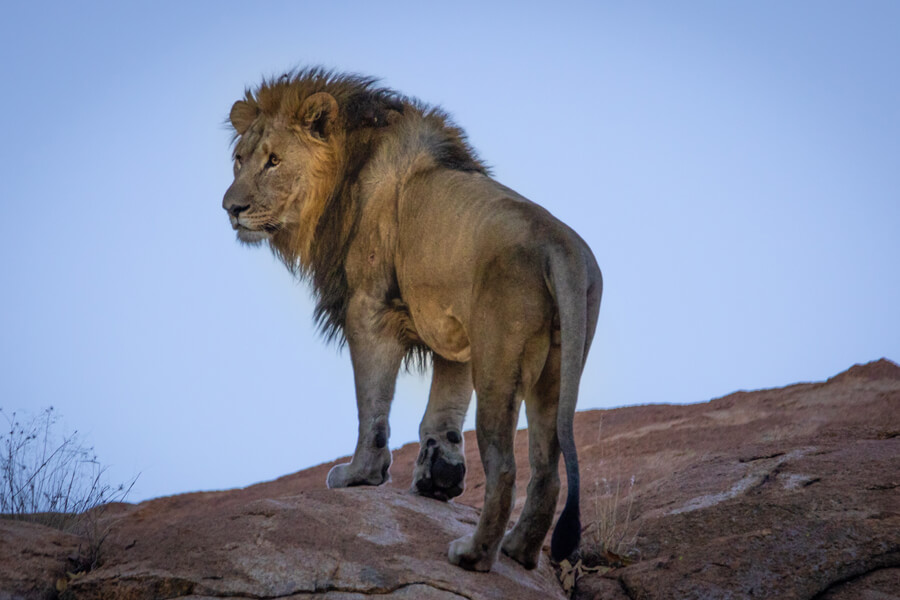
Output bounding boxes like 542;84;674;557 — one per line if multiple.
223;125;315;244
223;92;340;246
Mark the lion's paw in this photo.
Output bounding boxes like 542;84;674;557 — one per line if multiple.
412;434;466;501
448;534;496;571
326;451;391;488
501;530;540;570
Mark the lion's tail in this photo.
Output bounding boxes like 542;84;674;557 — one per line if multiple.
546;246;593;562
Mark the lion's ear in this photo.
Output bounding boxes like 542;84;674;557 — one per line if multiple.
299;92;339;140
230;100;258;135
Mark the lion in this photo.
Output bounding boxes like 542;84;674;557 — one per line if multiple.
222;68;602;572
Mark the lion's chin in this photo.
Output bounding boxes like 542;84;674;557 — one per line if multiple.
235;227;271;245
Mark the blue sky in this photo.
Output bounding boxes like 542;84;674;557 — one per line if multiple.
1;1;898;502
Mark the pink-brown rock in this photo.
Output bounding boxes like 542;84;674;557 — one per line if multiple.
0;519;80;600
62;488;564;600
1;359;897;599
567;359;900;600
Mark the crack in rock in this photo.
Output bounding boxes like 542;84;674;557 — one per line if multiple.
807;551;900;600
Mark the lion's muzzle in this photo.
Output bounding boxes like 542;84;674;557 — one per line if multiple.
223;182;270;243
222;182;252;224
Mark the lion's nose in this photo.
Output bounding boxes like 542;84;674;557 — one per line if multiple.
225;202;250;218
223;186;251;217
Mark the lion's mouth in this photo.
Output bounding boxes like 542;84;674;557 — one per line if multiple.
234;224;274;244
234;222;279;232
231;216;280;243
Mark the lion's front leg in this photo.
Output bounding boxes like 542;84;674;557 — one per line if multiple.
413;356;472;501
326;296;405;489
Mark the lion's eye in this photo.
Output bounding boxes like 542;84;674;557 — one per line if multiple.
234;155;242;169
266;153;280;168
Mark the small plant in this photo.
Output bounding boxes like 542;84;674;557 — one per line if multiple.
0;406;136;571
586;473;638;560
582;417;640;565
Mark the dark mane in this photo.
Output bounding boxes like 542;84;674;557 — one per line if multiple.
232;67;489;352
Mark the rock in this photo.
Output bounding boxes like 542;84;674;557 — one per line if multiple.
566;358;900;600
0;519;81;600
817;567;900;599
1;359;898;599
58;488;564;600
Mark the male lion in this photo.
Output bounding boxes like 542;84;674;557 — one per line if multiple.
222;68;602;572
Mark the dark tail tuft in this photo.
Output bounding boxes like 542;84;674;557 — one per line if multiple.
550;496;581;562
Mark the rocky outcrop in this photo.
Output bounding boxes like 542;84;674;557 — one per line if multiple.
564;358;900;599
60;488;563;600
1;359;897;599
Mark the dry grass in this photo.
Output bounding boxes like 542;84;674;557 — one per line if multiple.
581;417;640;565
1;406;136;571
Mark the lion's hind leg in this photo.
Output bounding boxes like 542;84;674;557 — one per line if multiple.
447;369;522;572
448;274;551;571
501;344;562;569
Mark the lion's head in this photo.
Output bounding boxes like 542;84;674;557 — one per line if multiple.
223;70;411;267
223;90;342;257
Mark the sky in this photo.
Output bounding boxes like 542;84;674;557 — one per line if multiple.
1;1;898;503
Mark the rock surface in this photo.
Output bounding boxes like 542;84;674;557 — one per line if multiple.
0;519;81;599
60;488;563;600
1;359;898;599
564;358;900;599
